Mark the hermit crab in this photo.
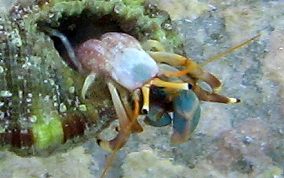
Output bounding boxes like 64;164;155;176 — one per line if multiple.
48;29;244;151
48;29;258;177
76;31;260;149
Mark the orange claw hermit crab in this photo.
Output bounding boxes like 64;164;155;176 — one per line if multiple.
43;27;259;178
46;29;245;152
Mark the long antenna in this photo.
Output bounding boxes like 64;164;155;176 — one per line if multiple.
42;27;83;72
199;34;261;67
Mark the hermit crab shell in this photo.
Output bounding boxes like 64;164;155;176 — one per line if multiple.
0;0;184;156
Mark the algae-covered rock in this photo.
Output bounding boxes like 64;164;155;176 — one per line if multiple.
0;0;183;157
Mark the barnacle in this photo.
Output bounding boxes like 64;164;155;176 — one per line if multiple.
0;0;184;156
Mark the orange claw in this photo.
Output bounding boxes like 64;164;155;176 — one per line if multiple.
148;51;222;93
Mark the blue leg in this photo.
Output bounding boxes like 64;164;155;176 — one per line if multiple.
145;104;172;127
171;90;201;144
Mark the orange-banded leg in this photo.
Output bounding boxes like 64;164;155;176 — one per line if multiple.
148;51;222;93
140;78;192;114
98;82;143;178
192;85;241;103
97;82;142;151
158;63;241;104
145;34;260;96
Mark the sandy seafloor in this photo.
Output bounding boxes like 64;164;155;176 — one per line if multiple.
1;0;284;178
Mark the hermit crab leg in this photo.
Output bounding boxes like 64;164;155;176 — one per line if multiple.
141;78;191;113
192;85;241;103
98;83;143;178
171;90;201;144
148;51;222;93
129;90;144;133
81;72;97;99
158;63;240;104
98;82;134;151
142;39;166;52
119;89;143;133
145;104;172;127
141;84;151;114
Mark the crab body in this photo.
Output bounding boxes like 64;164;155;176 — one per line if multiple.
77;32;159;91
